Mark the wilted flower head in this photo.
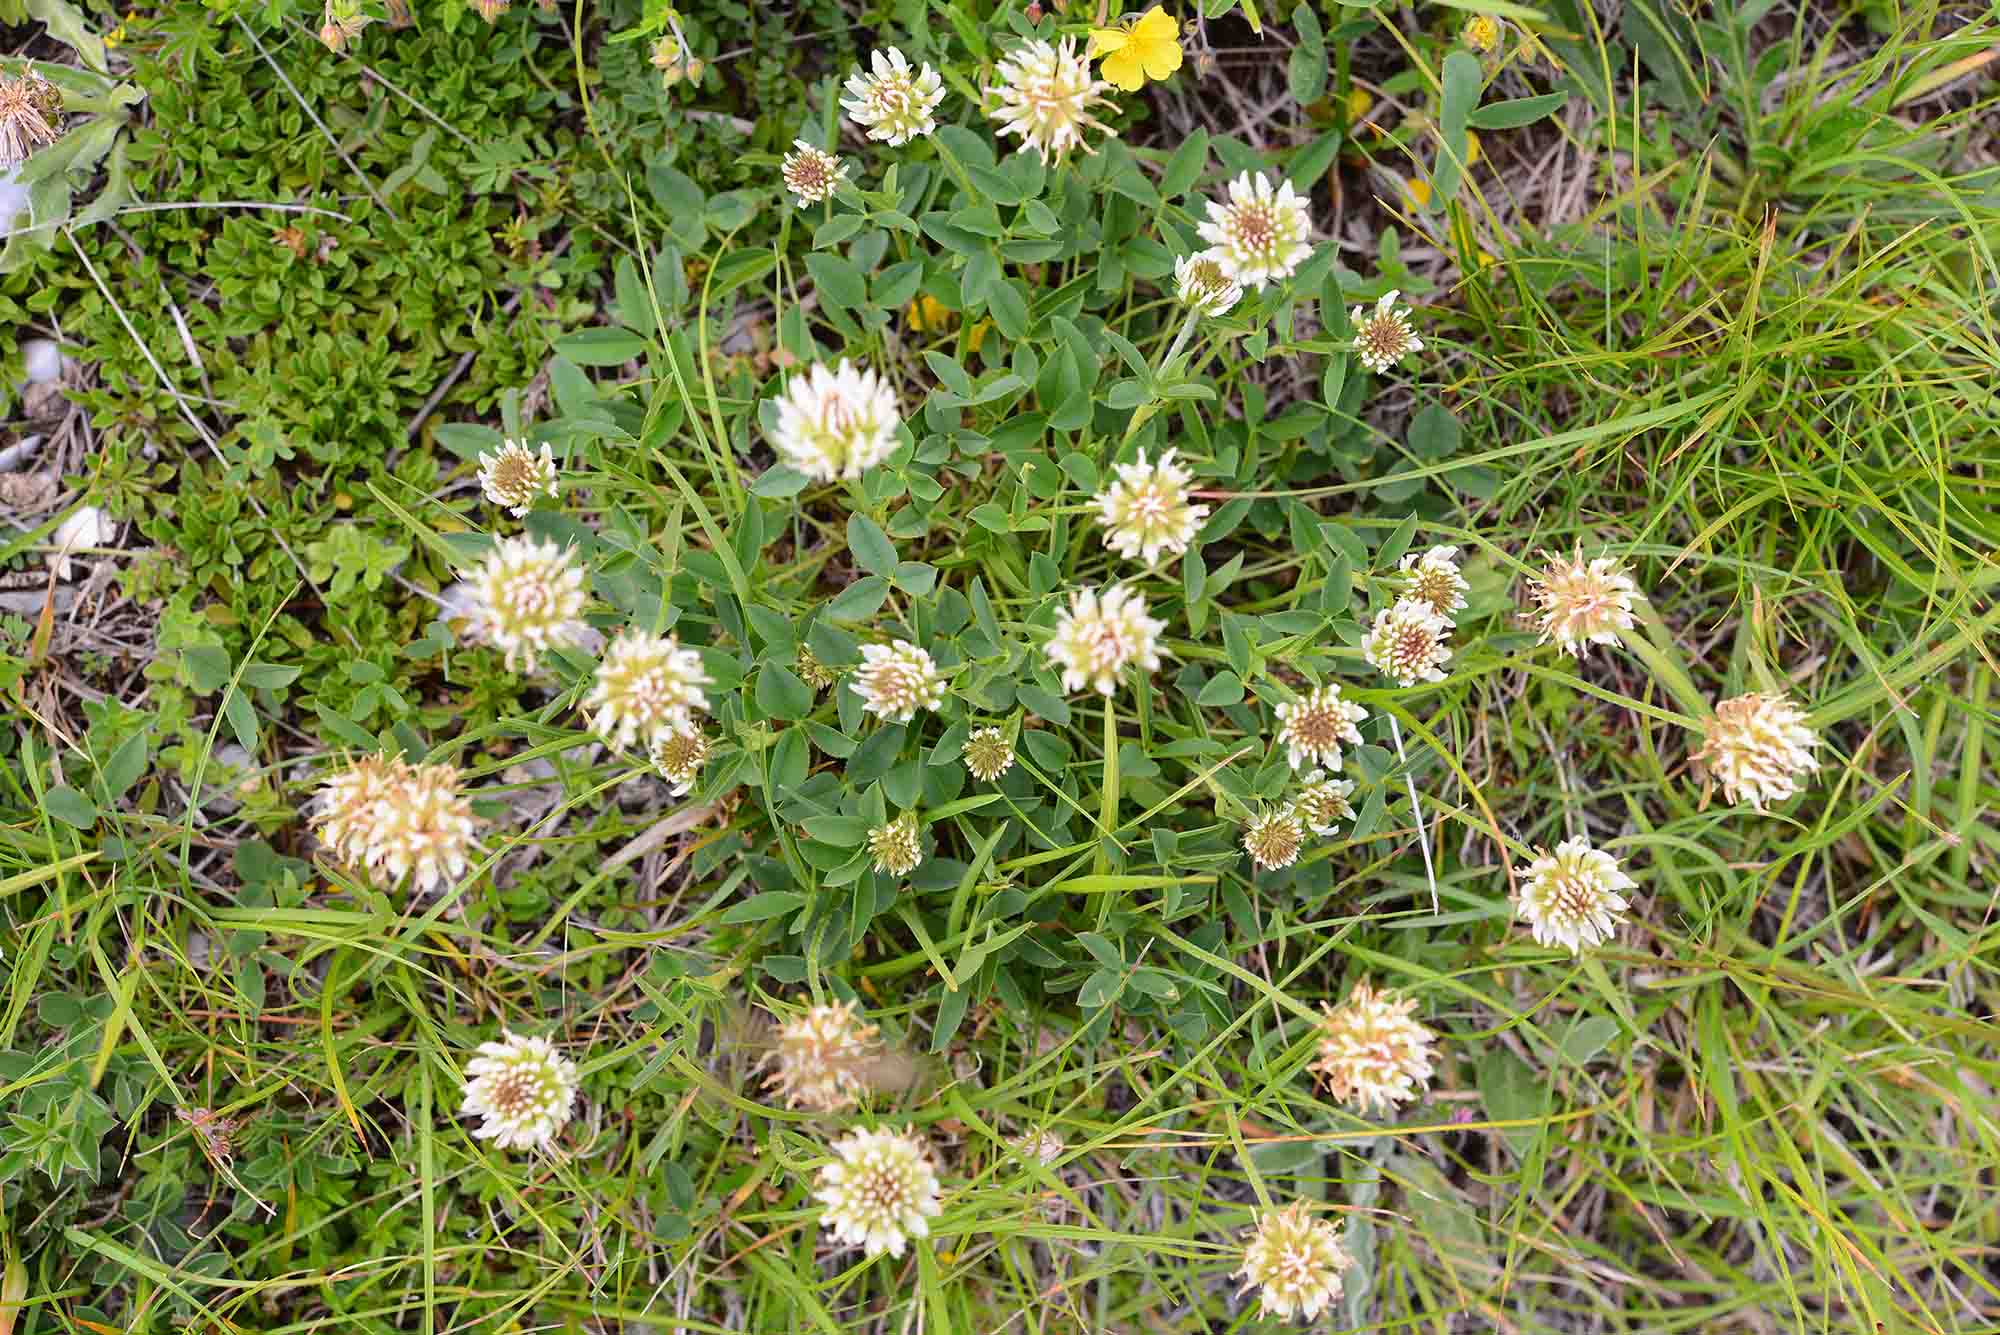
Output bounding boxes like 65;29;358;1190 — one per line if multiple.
796;645;837;691
585;631;712;750
1400;545;1469;620
1528;548;1640;657
1311;979;1438;1114
176;1106;245;1166
1045;584;1165;696
472;536;587;672
989;37;1114;164
469;0;507;23
1196;171;1314;291
769;359;903;482
851;641;946;722
1092;448;1209;567
1243;806;1306;871
813;1124;943;1258
781;140;847;207
1293;772;1357;836
316;0;369;51
1351;289;1423;373
0;71;63;170
868;813;924;877
1693;692;1820;810
1515;835;1633;954
1361;597;1453;687
841;46;945;146
1274;684;1368;772
1174;254;1243;317
476;440;559;517
312;753;479;894
1237;1200;1355;1322
649;727;709;797
1013;1128;1066;1165
459;1031;580;1152
765;1000;880;1112
961;726;1016;782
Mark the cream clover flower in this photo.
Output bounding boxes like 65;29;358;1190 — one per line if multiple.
471;536;588;672
781;140;847;206
1044;584;1165;696
1274;684;1368;772
1400;544;1469;620
813;1124;943;1258
311;754;479;894
988;37;1115;164
476;439;558;517
459;1031;580;1153
1196;171;1314;290
1310;980;1438;1114
1527;548;1640;657
961;726;1015;782
1693;692;1821;810
1173;254;1243;317
1237;1200;1355;1322
1351;289;1423;373
851;641;946;723
841;47;945;146
649;726;709;797
769;359;903;482
585;630;712;750
1293;771;1357;836
1243;806;1306;871
1515;835;1634;954
1092;448;1209;567
868;812;923;877
764;1000;880;1113
1361;597;1453;687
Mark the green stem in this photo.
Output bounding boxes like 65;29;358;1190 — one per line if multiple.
1095;693;1119;878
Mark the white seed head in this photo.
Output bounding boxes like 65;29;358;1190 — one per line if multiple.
1310;979;1438;1114
472;536;588;672
1515;835;1633;954
1173;253;1244;317
1196;171;1314;290
475;440;558;517
765;1000;879;1112
1528;548;1640;657
1045;584;1165;696
1243;806;1307;871
648;726;709;797
1293;771;1357;836
1274;684;1368;772
851;640;946;723
868;812;924;877
961;726;1016;782
1350;289;1423;373
841;46;945;146
1693;692;1820;810
1236;1200;1355;1322
813;1124;943;1258
781;139;848;206
1399;544;1468;620
1092;449;1209;567
1361;596;1453;687
988;37;1115;164
584;630;712;751
312;754;479;894
460;1031;580;1152
769;359;903;482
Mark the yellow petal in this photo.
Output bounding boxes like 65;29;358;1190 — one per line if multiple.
1134;7;1178;41
1101;46;1146;91
1088;26;1131;57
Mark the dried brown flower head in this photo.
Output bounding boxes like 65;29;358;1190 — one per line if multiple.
0;71;63;170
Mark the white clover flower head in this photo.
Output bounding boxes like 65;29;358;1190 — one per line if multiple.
1311;980;1438;1114
813;1124;943;1258
312;754;479;894
1400;544;1469;620
1092;448;1209;567
648;726;709;797
851;640;946;723
765;1000;880;1112
460;1031;579;1152
781;139;847;207
1274;684;1368;772
841;46;945;146
769;359;903;482
313;753;407;869
584;630;712;751
1236;1200;1355;1322
1045;584;1165;696
1528;547;1640;657
961;726;1016;782
1351;289;1423;373
1293;771;1357;836
1173;253;1243;317
1196;171;1314;290
1243;806;1306;871
1694;692;1820;810
1515;835;1634;954
472;536;588;672
475;440;558;517
988;37;1115;164
868;812;923;877
1361;596;1453;687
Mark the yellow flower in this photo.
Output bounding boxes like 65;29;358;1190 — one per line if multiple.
905;294;954;332
1087;7;1183;92
1407;178;1433;207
